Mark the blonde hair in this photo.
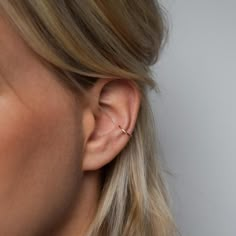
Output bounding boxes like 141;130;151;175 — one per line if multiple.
0;1;179;235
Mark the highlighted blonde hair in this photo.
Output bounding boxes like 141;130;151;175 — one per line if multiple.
0;1;179;235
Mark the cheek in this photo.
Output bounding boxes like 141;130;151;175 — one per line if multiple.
0;94;84;234
0;96;40;197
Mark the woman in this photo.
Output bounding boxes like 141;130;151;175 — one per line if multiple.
0;1;178;235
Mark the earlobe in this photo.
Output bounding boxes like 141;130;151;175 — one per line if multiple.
81;78;141;171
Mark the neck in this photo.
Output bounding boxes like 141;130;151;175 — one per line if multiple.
50;170;102;236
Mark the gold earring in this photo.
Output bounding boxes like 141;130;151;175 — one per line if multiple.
118;125;132;137
98;107;132;137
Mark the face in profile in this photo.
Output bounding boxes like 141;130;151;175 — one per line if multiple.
0;9;141;234
0;13;88;235
0;0;177;234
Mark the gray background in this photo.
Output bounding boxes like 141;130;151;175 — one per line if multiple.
150;0;236;235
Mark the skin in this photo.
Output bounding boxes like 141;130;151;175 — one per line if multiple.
0;11;141;236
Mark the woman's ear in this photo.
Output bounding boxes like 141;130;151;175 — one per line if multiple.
81;78;141;171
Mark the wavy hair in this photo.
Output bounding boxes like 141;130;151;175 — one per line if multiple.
0;1;179;235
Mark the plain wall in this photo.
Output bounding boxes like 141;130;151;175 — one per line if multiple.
150;1;236;235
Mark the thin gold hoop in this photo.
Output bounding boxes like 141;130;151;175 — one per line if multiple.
118;125;132;137
98;106;132;137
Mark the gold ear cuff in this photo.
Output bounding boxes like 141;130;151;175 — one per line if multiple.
118;125;132;137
